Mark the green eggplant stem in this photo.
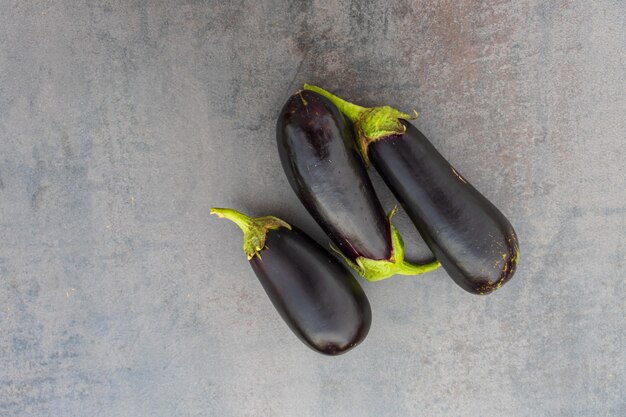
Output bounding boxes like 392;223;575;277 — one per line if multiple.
331;207;440;282
303;84;418;166
303;84;367;123
211;207;291;260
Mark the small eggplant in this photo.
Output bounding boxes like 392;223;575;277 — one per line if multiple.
211;208;371;355
304;85;520;295
276;90;439;281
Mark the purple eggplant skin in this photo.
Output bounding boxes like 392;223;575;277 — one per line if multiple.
250;225;371;355
369;121;519;294
276;90;391;261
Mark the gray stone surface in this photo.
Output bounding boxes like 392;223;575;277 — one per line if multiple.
1;0;625;416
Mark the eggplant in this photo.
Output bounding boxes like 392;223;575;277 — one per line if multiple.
211;208;371;355
276;90;440;281
304;85;520;295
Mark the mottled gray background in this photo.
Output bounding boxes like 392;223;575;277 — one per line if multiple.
1;0;624;416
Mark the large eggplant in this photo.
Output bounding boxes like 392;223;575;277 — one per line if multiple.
304;85;520;295
276;90;439;281
211;208;371;355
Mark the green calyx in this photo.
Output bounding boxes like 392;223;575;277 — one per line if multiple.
331;207;441;282
303;84;417;166
210;207;291;260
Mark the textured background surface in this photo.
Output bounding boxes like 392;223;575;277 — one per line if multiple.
1;1;625;416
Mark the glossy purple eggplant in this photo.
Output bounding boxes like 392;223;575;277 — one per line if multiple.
211;208;371;355
276;90;439;281
369;123;519;294
304;85;520;294
277;90;389;261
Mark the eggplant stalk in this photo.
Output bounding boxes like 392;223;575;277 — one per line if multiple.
332;207;440;281
210;208;290;260
303;84;417;165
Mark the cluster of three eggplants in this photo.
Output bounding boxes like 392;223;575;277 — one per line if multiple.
212;84;520;354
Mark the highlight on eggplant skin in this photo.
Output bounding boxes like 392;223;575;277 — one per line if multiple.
276;90;440;282
210;208;371;355
302;85;520;295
